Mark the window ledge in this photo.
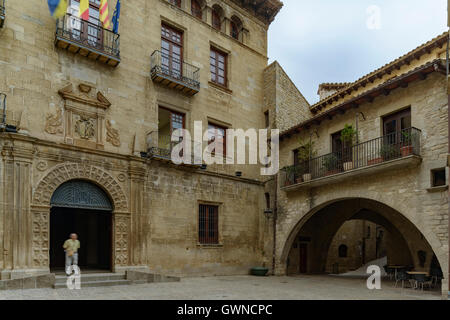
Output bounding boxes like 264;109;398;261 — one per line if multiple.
426;185;448;193
197;243;224;249
208;81;232;94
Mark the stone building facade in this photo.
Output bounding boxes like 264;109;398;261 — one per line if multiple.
272;32;449;296
0;0;283;279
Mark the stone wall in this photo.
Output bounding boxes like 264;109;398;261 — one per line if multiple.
264;62;312;132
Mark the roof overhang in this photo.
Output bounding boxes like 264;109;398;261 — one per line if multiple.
280;59;446;139
229;0;283;24
311;32;448;113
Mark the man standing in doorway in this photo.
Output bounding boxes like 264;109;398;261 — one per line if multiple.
63;233;80;276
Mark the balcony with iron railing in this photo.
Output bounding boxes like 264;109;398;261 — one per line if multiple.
55;14;120;67
0;93;21;133
280;127;422;191
150;50;200;96
0;0;5;28
145;132;203;168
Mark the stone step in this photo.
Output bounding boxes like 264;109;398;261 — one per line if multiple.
53;278;134;289
54;273;126;284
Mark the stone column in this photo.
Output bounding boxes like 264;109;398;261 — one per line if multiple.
128;161;147;267
0;135;34;279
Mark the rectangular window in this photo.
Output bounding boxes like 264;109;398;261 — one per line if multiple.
265;193;271;209
210;48;227;87
383;107;411;144
69;0;103;48
161;24;183;80
158;107;185;149
431;168;446;187
207;123;227;157
199;204;219;244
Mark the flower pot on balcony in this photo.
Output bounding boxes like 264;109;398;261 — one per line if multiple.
250;267;269;277
401;145;413;157
296;177;303;184
343;161;354;171
368;157;383;166
302;173;312;182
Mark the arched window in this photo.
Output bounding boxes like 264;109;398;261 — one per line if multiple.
191;0;202;19
230;16;243;41
230;21;239;40
212;6;222;30
338;244;348;258
168;0;181;8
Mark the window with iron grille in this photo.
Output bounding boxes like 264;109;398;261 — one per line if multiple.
199;204;219;244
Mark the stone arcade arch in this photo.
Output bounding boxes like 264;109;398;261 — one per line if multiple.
277;198;446;285
30;163;130;272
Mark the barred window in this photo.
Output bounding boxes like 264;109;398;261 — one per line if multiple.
199;204;219;244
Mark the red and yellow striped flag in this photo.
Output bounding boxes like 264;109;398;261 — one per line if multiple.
79;0;89;20
100;0;111;29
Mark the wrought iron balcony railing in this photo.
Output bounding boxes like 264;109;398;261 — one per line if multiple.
150;50;200;96
281;127;422;188
146;132;203;167
55;14;120;66
0;0;5;28
0;93;20;133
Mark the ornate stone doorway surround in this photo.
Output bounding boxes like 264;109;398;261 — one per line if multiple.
31;162;130;274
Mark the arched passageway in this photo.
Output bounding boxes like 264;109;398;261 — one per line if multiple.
49;180;113;271
282;199;443;280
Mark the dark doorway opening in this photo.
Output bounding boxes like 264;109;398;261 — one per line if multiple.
50;207;112;271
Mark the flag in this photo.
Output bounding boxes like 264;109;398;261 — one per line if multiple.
112;0;121;34
100;0;111;29
47;0;68;19
79;0;89;20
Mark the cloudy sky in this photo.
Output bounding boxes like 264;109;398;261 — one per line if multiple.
268;0;448;104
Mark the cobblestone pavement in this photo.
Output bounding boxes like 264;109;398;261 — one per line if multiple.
0;275;443;300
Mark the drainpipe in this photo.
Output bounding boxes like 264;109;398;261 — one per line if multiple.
444;0;450;297
272;173;278;276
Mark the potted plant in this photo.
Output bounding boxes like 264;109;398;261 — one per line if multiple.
297;139;317;182
323;153;340;176
340;124;357;171
380;143;398;161
400;130;415;157
284;166;295;186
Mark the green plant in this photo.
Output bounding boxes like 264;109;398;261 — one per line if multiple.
297;139;317;174
380;144;397;160
341;124;357;147
401;130;416;146
323;154;339;171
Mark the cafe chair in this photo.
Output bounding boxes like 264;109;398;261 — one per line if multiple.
394;271;410;289
413;274;433;291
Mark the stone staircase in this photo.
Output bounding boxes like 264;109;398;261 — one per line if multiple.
53;270;180;289
53;272;143;289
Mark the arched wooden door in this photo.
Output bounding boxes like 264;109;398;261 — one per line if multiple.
49;180;113;271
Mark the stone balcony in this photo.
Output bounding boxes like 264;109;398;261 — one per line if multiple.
280;127;422;191
150;50;200;96
55;14;120;67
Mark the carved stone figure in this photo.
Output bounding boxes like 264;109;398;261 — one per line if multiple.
106;120;121;147
44;108;63;135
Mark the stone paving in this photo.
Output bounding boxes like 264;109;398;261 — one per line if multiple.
0;275;443;300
